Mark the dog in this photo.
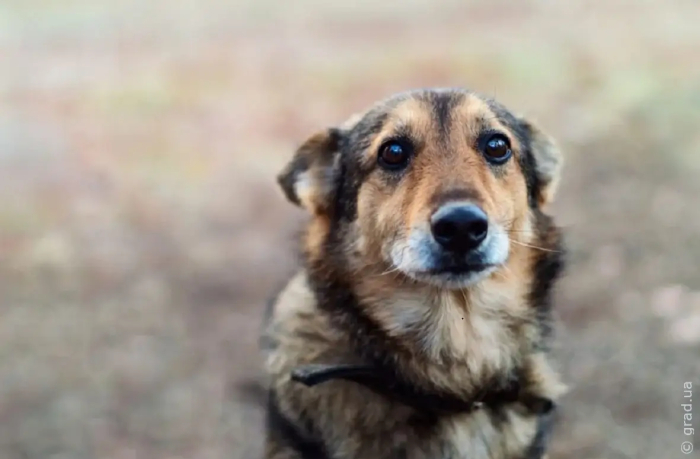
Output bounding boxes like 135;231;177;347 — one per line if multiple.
261;88;567;459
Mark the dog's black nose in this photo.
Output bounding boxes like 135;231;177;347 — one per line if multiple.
431;204;488;253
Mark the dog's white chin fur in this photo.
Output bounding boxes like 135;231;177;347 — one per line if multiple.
388;227;510;290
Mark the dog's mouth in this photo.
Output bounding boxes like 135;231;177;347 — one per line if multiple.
402;262;499;288
425;262;495;275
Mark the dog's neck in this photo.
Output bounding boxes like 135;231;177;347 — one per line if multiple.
306;268;523;402
297;268;557;416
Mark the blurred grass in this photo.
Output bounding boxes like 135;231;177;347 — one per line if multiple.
1;1;700;458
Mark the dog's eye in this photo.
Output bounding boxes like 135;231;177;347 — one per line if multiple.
481;134;512;164
378;140;411;170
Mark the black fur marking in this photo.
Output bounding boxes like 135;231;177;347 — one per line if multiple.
344;110;389;156
427;91;464;142
267;391;330;459
528;211;566;348
326;128;342;149
519;136;543;209
333;160;358;222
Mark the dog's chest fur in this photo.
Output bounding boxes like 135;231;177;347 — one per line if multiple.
264;273;553;459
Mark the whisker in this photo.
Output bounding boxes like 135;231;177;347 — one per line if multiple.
492;264;513;281
509;239;560;253
380;265;403;276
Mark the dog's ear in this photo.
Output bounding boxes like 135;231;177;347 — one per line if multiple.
277;128;342;214
519;118;563;207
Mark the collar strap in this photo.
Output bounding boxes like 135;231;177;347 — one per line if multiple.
291;364;550;416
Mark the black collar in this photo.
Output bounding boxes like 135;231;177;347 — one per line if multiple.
291;363;551;416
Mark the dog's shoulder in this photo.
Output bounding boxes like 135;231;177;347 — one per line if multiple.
262;271;338;356
262;270;359;383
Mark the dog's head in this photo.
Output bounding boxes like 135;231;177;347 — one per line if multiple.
278;89;562;289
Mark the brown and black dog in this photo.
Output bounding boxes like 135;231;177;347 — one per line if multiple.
261;88;567;459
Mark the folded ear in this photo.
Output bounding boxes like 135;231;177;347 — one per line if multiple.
277;128;342;214
519;118;563;207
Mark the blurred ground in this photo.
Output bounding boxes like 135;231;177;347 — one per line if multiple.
1;1;700;458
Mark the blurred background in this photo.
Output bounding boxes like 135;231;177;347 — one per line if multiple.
1;1;700;458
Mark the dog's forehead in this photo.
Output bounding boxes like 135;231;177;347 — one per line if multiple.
344;89;519;155
366;90;484;124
